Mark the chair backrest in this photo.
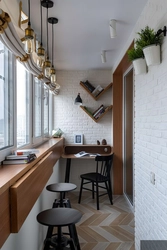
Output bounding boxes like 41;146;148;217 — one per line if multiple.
95;154;114;178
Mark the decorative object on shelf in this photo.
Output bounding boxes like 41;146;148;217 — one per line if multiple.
136;26;164;66
127;46;147;75
75;93;82;105
102;139;107;145
52;128;64;138
23;0;34;54
109;19;117;38
101;50;106;63
97;140;100;145
74;134;83;144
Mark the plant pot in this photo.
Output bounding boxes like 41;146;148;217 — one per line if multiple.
132;58;147;75
143;44;160;66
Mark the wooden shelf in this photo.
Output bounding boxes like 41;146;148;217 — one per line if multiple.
80;105;112;122
80;81;113;100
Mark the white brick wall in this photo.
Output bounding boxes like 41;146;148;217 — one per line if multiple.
133;0;167;249
53;70;113;188
53;70;113;145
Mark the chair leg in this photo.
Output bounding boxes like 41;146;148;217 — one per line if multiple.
78;178;84;203
105;181;113;205
92;181;94;199
96;182;99;210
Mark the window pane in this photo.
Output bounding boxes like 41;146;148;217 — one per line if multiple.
0;41;14;149
43;85;49;135
34;78;42;137
16;61;30;147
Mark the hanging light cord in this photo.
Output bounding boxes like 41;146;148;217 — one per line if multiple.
28;0;31;26
40;2;43;46
52;21;54;67
46;6;49;59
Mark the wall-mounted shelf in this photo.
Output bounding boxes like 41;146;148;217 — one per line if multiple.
80;105;112;123
80;81;113;100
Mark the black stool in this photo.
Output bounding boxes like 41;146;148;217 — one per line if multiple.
37;207;82;250
46;183;77;208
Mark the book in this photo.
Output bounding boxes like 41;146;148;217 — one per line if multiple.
3;154;37;164
82;80;95;93
74;151;101;157
14;149;39;155
5;153;36;160
94;108;105;119
93;105;105;117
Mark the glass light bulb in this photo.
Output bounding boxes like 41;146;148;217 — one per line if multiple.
25;39;33;54
50;73;56;84
36;57;44;69
44;67;51;78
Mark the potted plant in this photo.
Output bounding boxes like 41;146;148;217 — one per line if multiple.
136;26;163;66
127;46;147;75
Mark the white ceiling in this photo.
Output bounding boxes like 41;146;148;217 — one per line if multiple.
21;0;148;71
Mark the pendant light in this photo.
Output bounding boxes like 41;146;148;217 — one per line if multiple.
37;2;45;68
75;93;82;105
48;17;58;84
24;0;34;54
42;0;53;78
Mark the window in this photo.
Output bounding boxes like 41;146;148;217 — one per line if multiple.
0;41;14;150
16;61;30;147
43;85;49;135
34;77;42;138
0;40;53;162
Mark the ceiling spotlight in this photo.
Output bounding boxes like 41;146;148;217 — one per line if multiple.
101;50;106;63
109;19;117;38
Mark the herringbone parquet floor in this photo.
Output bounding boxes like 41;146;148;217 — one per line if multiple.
69;191;134;250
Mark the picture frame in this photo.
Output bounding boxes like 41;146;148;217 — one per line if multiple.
74;134;83;144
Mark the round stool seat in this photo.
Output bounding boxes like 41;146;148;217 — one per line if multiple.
37;208;82;250
46;182;77;193
37;207;82;227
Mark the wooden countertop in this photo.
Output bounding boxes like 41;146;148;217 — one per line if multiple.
0;138;64;195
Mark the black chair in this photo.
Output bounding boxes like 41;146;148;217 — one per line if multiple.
46;182;77;208
37;207;82;250
78;154;114;210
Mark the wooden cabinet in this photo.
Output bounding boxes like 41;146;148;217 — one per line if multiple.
80;81;113;122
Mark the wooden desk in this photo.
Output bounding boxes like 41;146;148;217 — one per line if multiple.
62;145;113;182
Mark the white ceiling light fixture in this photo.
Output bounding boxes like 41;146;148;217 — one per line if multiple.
109;19;117;38
101;50;106;63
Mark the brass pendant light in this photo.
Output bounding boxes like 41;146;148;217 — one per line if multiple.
24;0;34;54
48;17;58;84
41;0;53;78
37;2;45;68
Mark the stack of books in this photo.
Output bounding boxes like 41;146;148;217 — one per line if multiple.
81;80;95;93
93;105;105;119
2;153;37;165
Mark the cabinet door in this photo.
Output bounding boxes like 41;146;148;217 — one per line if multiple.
0;190;10;248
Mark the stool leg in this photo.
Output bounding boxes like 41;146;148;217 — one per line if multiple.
69;224;81;250
43;225;54;250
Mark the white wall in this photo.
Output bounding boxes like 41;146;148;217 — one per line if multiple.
133;0;167;249
1;161;61;250
53;70;113;189
53;70;113;145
